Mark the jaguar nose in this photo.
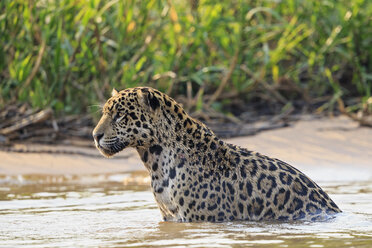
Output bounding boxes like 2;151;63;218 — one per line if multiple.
93;133;104;144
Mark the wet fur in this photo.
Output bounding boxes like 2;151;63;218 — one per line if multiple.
93;87;341;222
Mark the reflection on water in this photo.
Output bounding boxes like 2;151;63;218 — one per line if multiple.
0;173;372;248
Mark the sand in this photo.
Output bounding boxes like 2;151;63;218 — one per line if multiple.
1;115;371;182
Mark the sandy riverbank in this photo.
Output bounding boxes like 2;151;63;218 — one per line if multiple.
0;115;371;182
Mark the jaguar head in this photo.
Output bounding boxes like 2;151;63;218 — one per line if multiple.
92;87;161;157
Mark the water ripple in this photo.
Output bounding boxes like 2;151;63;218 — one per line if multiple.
0;175;371;247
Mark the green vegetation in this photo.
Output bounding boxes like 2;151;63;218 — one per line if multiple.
1;0;371;117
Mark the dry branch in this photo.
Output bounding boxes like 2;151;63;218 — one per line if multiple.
206;50;239;108
0;108;53;135
23;39;46;89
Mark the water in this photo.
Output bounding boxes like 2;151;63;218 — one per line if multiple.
1;173;372;247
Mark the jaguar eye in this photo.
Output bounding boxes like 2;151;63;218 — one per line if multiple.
113;113;121;122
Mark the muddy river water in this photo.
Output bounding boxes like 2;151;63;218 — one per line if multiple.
1;173;371;248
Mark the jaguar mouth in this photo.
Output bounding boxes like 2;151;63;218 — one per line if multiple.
96;141;129;158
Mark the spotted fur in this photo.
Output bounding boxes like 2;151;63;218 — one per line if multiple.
93;87;341;222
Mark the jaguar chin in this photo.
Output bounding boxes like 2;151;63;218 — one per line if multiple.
95;141;129;158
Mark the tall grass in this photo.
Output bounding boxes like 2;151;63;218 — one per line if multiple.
0;0;371;117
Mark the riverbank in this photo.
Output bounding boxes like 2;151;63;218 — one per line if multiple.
1;115;371;182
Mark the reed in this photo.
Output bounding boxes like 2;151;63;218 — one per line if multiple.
0;0;371;117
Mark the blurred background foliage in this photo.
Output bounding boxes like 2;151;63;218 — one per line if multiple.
0;0;371;118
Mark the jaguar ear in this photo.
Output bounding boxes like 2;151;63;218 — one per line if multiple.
139;89;160;111
111;88;119;97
